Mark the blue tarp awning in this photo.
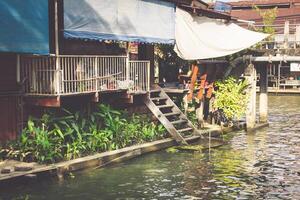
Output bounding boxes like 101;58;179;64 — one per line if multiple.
64;0;175;44
0;0;49;54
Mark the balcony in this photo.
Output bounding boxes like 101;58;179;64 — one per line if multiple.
20;55;151;97
252;23;300;50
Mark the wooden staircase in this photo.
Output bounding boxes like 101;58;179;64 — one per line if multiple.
144;87;201;145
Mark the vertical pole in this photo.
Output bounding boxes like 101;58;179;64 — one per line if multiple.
195;72;207;128
93;57;99;101
95;57;98;92
259;64;268;123
187;63;199;101
147;61;150;91
183;94;188;115
196;100;205;128
278;61;281;90
54;0;60;94
16;54;20;83
245;64;257;131
54;0;59;57
126;43;130;82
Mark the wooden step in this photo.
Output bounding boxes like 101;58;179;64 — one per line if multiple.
150;89;161;93
151;97;168;101
171;119;188;125
164;112;181;117
177;127;193;133
157;104;174;109
144;86;199;145
150;90;162;98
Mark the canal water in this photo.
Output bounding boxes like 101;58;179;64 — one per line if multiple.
1;96;299;200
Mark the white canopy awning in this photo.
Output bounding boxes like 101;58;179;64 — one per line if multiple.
174;8;268;60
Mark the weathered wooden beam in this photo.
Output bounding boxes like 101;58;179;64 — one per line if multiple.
25;96;61;107
138;44;155;85
91;92;99;103
195;100;204;128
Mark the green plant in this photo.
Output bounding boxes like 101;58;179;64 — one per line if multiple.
6;118;63;163
187;109;198;127
213;77;249;121
179;100;199;127
0;104;168;164
96;104;127;149
123;115;143;145
253;5;277;39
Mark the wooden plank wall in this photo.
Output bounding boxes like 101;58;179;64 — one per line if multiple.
0;96;20;141
138;44;155;85
0;54;21;141
0;54;18;93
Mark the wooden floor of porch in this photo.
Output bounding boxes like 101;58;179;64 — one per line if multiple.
24;89;148;107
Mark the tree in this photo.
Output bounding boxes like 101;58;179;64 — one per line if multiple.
253;5;278;40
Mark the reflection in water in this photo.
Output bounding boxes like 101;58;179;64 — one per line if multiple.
0;96;299;200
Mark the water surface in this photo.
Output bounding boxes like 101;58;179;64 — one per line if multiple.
1;96;299;200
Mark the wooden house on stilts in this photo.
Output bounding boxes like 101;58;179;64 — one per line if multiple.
1;0;266;143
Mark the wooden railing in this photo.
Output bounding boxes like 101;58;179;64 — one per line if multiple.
20;55;150;96
250;23;300;50
129;60;150;92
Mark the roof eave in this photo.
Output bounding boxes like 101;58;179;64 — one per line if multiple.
162;0;209;7
179;5;235;21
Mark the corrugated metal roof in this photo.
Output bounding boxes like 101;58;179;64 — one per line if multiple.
230;0;300;7
231;7;300;21
179;4;233;20
163;0;208;7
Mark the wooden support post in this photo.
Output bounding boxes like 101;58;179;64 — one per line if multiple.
138;44;154;86
196;73;207;100
54;0;59;57
54;0;60;95
196;100;204;128
195;72;207;128
16;54;20;83
126;43;130;82
259;65;268;123
245;64;257;130
147;61;151;91
183;94;188;115
278;61;281;90
187;63;198;101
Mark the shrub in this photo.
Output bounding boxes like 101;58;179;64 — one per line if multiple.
0;104;167;164
213;77;249;121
